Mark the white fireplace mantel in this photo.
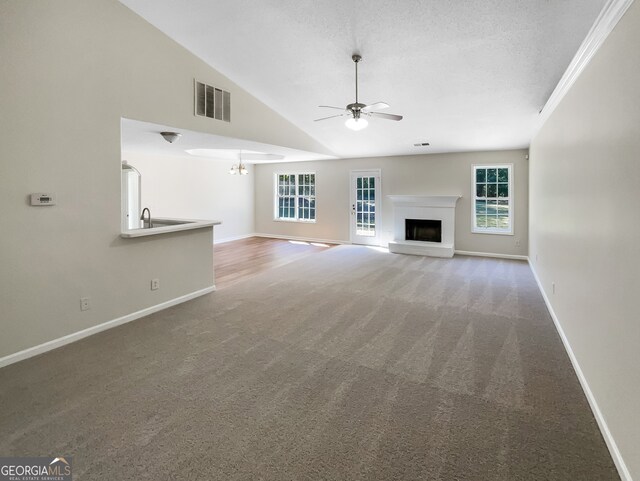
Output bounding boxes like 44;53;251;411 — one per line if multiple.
388;195;461;258
388;195;461;208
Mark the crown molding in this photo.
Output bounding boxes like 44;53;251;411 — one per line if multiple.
535;0;635;131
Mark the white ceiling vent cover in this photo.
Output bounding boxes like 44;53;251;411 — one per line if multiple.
195;80;230;122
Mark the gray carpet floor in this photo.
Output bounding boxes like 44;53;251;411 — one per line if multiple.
0;246;619;480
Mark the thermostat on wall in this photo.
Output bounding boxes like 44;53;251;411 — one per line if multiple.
30;193;56;206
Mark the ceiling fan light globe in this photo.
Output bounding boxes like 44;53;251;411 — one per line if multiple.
345;117;368;131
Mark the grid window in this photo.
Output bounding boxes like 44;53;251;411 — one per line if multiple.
275;173;316;222
473;165;513;234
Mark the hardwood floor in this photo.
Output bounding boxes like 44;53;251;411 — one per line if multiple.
214;236;336;289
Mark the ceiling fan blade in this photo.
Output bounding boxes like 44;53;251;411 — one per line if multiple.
368;111;403;121
362;102;390;113
314;113;346;122
318;105;346;111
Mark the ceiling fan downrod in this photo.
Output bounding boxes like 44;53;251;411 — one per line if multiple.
353;54;361;106
348;54;366;117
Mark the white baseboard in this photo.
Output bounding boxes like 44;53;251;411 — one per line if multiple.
455;250;528;261
0;285;216;370
527;259;632;481
253;232;349;245
214;233;254;244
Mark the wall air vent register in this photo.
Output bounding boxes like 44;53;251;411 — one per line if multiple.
195;80;231;122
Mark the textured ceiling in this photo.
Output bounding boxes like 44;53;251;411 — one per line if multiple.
120;0;607;159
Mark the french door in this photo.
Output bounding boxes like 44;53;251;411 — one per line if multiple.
350;170;381;246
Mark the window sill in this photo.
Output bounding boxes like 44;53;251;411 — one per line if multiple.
273;218;317;224
472;229;514;236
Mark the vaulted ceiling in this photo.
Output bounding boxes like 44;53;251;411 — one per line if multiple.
120;0;607;159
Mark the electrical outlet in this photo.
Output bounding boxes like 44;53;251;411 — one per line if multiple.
151;279;160;291
80;297;90;311
515;239;521;247
552;282;556;294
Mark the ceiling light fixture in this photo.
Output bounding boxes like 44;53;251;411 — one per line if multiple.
345;116;368;131
229;151;249;176
160;131;181;143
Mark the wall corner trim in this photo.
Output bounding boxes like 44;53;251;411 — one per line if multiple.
527;258;633;481
0;286;216;370
536;0;635;132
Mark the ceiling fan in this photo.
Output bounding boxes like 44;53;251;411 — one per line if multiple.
315;54;403;131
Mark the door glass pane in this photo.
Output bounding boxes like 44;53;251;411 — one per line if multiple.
498;168;509;182
487;168;497;182
476;168;486;183
355;175;376;237
487;184;497;197
498;183;508;197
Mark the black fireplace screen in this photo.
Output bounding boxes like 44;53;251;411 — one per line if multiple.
405;219;442;243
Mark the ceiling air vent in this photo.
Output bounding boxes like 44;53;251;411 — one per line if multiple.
195;80;231;122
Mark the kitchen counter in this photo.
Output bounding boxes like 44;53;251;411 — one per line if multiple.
120;217;221;238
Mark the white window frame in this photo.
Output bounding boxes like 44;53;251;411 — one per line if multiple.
273;172;317;223
471;164;514;235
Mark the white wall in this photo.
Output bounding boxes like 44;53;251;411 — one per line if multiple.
255;150;528;257
0;0;328;361
123;152;255;243
529;2;640;479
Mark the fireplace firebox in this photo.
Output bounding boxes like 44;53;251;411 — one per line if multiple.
405;219;442;243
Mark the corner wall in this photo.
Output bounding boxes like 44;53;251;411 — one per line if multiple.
0;0;328;361
255;150;529;257
529;2;640;478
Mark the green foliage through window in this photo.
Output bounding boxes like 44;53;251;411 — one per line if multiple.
276;173;316;221
473;165;512;233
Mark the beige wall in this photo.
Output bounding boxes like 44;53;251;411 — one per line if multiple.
529;2;640;478
123;152;255;243
255;150;529;256
0;0;328;360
